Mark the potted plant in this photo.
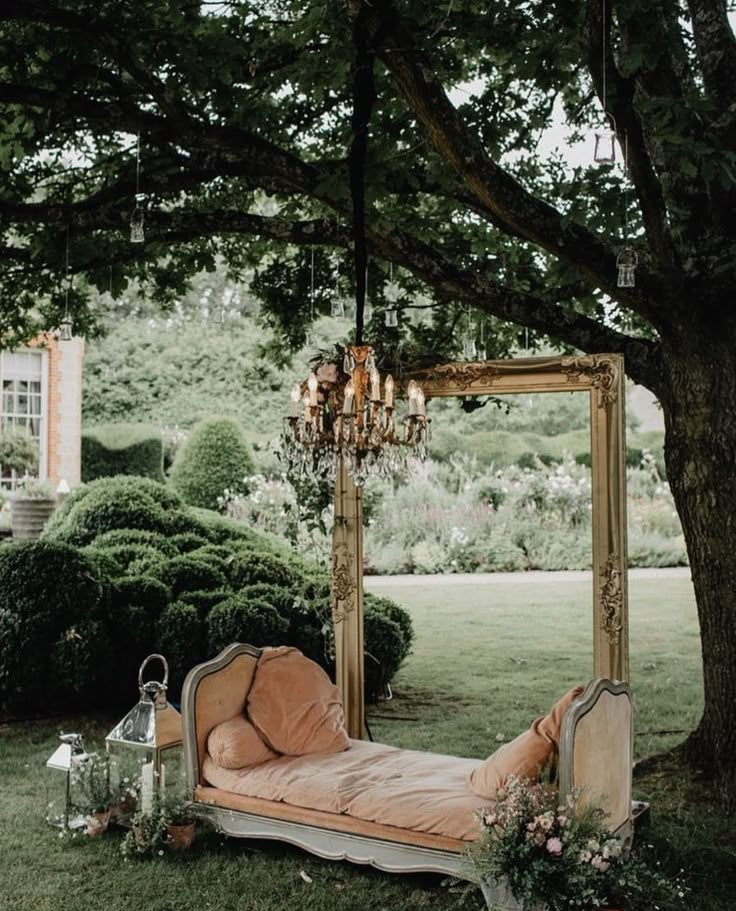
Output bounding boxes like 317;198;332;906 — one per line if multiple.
466;775;687;911
163;793;196;851
9;476;57;540
72;753;114;837
121;798;168;858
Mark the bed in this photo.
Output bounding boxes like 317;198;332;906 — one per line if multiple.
181;643;633;902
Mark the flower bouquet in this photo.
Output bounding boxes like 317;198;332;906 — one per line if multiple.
466;775;685;911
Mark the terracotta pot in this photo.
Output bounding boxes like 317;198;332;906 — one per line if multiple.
86;809;111;837
166;822;195;851
10;498;56;540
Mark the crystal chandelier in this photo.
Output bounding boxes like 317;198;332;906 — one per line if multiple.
281;3;429;487
282;346;429;487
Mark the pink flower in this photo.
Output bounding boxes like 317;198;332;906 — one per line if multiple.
546;837;563;856
591;854;610;872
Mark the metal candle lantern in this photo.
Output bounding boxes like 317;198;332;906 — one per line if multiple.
616;248;638;288
105;655;182;814
593;129;616;164
130;194;146;243
46;732;89;830
59;316;73;341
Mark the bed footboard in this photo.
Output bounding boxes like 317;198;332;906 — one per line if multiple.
559;678;633;843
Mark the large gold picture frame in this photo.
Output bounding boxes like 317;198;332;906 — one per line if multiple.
331;354;629;738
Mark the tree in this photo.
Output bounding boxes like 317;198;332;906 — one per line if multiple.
1;0;735;797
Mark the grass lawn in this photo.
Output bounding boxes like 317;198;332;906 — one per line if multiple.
1;570;733;911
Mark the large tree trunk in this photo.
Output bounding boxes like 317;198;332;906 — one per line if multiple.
659;325;736;802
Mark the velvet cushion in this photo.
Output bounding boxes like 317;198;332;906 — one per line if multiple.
247;646;350;756
207;714;279;769
468;685;584;799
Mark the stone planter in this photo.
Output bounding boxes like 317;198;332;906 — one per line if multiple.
10;497;56;540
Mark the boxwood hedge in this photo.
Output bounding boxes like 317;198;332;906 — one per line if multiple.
0;476;413;714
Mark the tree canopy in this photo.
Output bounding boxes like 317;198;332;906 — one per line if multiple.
2;0;716;383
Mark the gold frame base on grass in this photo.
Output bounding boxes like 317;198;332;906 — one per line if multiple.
331;354;629;737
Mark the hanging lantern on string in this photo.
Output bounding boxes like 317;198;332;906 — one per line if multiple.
592;0;617;165
594;129;616;164
462;307;477;360
384;307;398;328
478;321;487;362
59;316;73;341
59;227;74;340
616;248;637;288
130;194;146;244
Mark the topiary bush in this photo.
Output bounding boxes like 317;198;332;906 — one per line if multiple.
153;554;228;598
157;602;206;690
228;550;295;589
178;588;230;618
110;574;171;621
0;541;111;713
169;417;255;510
82;423;165;483
44;476;184;546
93;528;178;557
363;610;407;703
207;595;290;654
86;543;167;575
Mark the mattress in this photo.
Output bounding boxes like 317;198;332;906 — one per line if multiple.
202;738;487;841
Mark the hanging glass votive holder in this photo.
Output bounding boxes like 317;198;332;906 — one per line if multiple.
331;297;345;318
616;248;638;288
593;130;616;164
463;335;477;360
59;316;73;341
385;307;398;328
130;194;146;243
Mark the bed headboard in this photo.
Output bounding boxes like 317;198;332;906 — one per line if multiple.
559;678;633;841
181;642;262;794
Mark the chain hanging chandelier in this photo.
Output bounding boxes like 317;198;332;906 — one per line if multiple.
282;3;429;487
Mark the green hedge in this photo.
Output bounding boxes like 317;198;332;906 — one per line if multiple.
169;417;255;510
81;423;164;483
0;476;416;713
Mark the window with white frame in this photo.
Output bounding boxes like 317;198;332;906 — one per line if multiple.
1;350;47;489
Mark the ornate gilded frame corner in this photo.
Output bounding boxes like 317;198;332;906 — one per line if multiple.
407;354;629;682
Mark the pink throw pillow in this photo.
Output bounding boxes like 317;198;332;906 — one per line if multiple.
468;685;584;799
207;714;279;769
247;646;350;756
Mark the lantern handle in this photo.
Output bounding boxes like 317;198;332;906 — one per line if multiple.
138;654;169;690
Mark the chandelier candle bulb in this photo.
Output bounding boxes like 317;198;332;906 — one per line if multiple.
370;365;380;401
408;380;419;415
307;372;318;406
290;383;301;417
343;380;355;415
385;374;394;409
303;393;312;423
416;388;426;417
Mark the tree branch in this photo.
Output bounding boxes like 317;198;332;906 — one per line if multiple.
687;0;736;112
348;0;667;331
585;0;680;272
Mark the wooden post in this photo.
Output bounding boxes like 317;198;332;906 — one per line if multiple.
331;460;365;738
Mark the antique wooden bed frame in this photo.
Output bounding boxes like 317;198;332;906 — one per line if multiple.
182;643;633;886
181;354;631;904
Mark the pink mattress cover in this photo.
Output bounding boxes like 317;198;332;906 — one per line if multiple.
202;738;487;841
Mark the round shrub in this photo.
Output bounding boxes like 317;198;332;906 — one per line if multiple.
207;595;289;654
157;602;206;692
363;609;407;703
238;583;300;617
110;574;171;620
187;545;235;575
170;532;209;554
364;593;415;655
45;475;184;539
87;543;167;575
0;541;111;713
94;528;177;557
228;551;296;589
169;417;255;510
188;506;276;550
178;588;230;618
153;555;228;598
44;477;182;546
